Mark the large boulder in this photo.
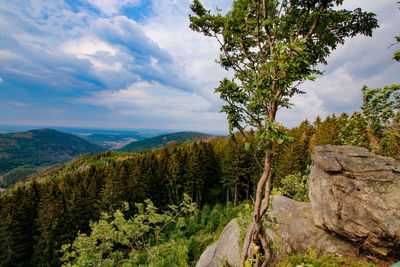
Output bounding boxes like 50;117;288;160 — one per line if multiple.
197;195;364;266
310;145;400;256
196;218;241;267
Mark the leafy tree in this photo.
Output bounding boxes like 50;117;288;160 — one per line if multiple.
361;84;400;157
189;0;378;264
61;195;195;266
273;121;312;186
339;111;369;148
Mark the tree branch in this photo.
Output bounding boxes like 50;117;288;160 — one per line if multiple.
262;0;274;49
239;38;256;67
305;2;327;40
296;7;311;37
214;34;248;78
255;0;268;61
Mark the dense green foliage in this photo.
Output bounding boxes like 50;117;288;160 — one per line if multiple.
61;196;195;266
277;249;376;267
119;131;210;152
1;95;399;266
0;129;103;187
0;141;221;266
0;165;41;188
277;167;310;202
61;196;250;266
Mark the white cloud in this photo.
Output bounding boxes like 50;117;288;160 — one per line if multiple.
0;0;398;131
88;0;141;16
62;38;124;71
79;81;228;131
81;81;211;112
140;0;232;107
0;77;3;83
63;38;118;56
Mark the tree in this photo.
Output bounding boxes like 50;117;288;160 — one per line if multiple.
314;114;342;146
189;0;378;265
339;111;369;148
221;135;249;206
361;84;400;157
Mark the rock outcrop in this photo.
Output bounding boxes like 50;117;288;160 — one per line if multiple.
310;145;400;256
196;218;241;267
267;195;360;257
197;195;364;266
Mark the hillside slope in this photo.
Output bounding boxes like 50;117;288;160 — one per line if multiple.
0;128;103;187
119;131;210;152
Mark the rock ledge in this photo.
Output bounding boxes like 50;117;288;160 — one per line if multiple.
310;145;400;256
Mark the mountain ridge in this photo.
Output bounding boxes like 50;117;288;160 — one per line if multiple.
0;128;104;187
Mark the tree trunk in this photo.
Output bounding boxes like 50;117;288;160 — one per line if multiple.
233;183;238;207
241;151;273;266
226;187;230;204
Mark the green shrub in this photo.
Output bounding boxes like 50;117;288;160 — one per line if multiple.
61;195;195;266
277;249;376;267
279;166;310;202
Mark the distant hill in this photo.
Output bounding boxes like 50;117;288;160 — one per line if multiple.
119;131;210;152
0;129;103;187
81;133;145;150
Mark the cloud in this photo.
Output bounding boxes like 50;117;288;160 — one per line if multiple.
46;108;65;115
140;0;233;107
0;0;398;132
79;81;228;131
0;77;3;83
8;101;31;107
88;0;141;16
278;0;400;125
0;1;183;97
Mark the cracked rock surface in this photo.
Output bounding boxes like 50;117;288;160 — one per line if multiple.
310;145;400;256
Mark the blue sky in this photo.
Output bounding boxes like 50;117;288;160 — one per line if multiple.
0;0;399;132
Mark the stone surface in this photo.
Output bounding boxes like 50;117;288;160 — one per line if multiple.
197;195;364;266
267;195;360;258
196;218;241;267
310;145;400;256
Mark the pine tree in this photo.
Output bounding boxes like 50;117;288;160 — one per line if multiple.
166;148;185;204
314;115;343;146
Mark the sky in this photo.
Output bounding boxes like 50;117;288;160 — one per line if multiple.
0;0;399;133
